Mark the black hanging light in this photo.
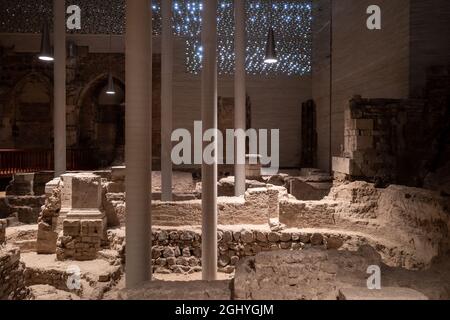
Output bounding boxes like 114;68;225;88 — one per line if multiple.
106;72;116;95
106;33;116;95
39;21;54;62
264;27;278;64
264;0;278;64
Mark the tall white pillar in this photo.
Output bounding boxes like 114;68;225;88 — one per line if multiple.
125;0;152;289
234;0;246;196
201;0;218;281
161;0;173;201
53;0;66;177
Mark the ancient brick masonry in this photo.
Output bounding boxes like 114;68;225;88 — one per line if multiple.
334;67;450;189
0;246;29;300
342;96;428;185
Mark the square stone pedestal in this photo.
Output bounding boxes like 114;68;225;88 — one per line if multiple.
56;173;106;261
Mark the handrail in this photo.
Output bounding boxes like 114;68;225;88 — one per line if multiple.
0;148;96;177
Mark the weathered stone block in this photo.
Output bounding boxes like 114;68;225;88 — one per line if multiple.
63;220;80;237
36;222;58;254
332;157;361;176
290;178;332;201
279;199;337;228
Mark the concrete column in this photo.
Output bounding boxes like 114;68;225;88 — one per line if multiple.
201;0;218;281
234;0;246;196
53;0;66;177
125;0;152;289
161;0;173;201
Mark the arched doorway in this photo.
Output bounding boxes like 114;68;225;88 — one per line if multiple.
7;73;52;149
78;74;125;167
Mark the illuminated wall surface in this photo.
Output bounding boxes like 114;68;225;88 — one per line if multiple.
0;0;312;75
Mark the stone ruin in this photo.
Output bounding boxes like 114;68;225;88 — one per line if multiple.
0;164;449;300
233;246;430;300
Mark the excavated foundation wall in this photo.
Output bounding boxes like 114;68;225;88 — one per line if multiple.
31;172;450;272
104;187;284;227
234;246;383;300
107;226;366;275
280;181;450;269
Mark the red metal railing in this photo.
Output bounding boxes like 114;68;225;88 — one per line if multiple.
0;149;96;177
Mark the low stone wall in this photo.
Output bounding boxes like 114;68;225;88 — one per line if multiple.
108;226;350;275
0;246;29;300
153;187;279;226
105;187;283;227
280;199;338;228
0;219;6;245
23;267;73;293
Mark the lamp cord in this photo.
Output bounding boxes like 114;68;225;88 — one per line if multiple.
269;0;273;28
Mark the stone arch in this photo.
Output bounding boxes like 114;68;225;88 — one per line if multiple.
4;72;53;149
77;73;125;167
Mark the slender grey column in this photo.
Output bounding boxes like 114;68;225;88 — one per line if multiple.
234;0;246;196
125;0;152;289
53;0;66;177
201;0;218;281
161;0;173;201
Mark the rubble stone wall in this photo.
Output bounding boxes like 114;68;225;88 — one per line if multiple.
108;227;350;275
0;246;28;300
